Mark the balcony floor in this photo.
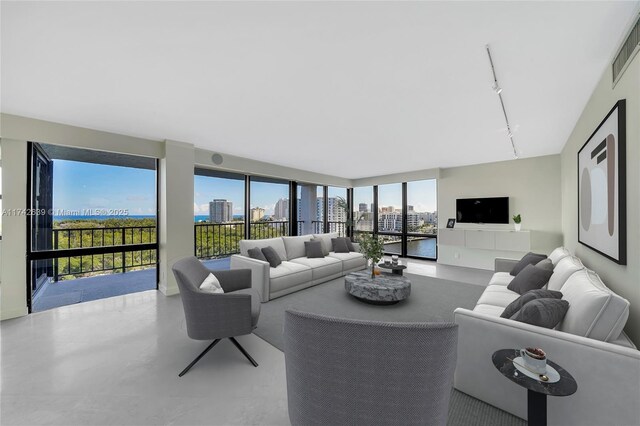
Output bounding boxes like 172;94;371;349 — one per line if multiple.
32;257;231;312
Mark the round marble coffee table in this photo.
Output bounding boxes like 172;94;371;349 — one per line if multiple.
344;270;411;305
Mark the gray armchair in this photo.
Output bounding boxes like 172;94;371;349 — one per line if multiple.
172;256;261;377
284;310;458;426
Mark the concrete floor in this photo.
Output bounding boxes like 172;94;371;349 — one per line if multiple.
1;258;493;426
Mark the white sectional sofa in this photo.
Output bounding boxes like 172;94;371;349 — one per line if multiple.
454;247;640;426
230;233;366;302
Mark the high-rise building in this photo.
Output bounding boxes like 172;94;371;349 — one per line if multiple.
274;198;289;220
327;197;346;222
251;207;265;221
358;203;368;213
209;199;233;223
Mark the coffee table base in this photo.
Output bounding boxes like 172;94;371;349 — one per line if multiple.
351;295;401;305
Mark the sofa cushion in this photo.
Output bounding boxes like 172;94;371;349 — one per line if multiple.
247;247;268;262
547;256;585;291
240;237;287;261
476;286;520;308
510;252;547;276
331;237;350;253
304;240;325;258
283;235;313;260
558;269;630;342
488;272;514;287
501;289;563;319
327;251;367;271
230;288;261;327
473;304;506;317
290;256;342;281
507;264;553;295
261;246;282;268
548;247;571;266
313;232;340;256
511;298;570;329
269;261;313;293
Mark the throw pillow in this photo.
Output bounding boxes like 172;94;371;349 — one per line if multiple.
501;289;563;319
199;273;224;294
312;237;330;256
535;258;554;272
247;247;268;262
510;252;547;276
507;264;553;295
511;298;570;329
331;237;350;253
261;246;282;268
305;240;325;258
340;237;356;252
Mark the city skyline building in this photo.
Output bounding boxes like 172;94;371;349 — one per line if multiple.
251;207;266;221
209;199;233;223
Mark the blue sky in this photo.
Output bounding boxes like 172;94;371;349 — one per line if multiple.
53;160;156;215
54;160;436;217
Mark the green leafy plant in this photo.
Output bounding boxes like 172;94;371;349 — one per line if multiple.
357;233;385;278
512;214;522;224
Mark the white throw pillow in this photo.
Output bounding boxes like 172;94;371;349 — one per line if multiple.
199;273;224;294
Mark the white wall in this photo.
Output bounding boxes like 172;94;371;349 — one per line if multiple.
437;155;563;269
560;53;640;344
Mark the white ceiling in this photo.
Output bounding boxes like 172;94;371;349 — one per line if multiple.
2;1;638;179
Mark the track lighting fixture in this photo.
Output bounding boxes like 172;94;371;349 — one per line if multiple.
486;45;518;159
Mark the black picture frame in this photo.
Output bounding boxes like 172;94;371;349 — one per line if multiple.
577;99;626;265
446;218;456;229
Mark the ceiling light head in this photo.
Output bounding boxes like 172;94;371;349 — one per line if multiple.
492;83;502;94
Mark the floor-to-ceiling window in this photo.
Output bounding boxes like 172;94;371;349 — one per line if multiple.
353;186;374;238
26;143;158;312
250;177;290;239
377;183;403;255
327;186;348;236
194;169;245;261
406;179;438;259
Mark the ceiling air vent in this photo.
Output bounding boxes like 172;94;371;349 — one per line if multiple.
612;15;640;85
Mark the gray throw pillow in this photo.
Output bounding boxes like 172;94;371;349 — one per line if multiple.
536;258;554;271
507;264;553;295
247;247;268;262
340;237;356;252
304;241;325;258
510;298;570;329
261;246;282;268
501;289;563;319
312;237;330;256
510;252;547;276
331;238;350;253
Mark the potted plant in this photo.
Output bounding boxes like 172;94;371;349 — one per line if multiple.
357;233;385;278
513;214;522;231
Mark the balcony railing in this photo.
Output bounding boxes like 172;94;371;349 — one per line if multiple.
195;222;244;259
297;220;347;236
51;226;157;281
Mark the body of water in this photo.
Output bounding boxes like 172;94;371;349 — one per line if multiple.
384;238;437;259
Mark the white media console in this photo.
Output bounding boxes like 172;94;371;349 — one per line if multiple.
437;228;560;270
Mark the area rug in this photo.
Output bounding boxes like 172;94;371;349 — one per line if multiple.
253;272;484;350
253;273;526;426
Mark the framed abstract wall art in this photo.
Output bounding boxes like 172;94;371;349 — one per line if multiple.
577;99;626;265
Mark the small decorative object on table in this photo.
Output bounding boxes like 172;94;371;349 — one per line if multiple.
391;255;399;266
513;214;522;231
492;348;577;426
357;233;385;279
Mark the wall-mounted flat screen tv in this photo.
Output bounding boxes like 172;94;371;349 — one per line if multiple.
456;197;509;224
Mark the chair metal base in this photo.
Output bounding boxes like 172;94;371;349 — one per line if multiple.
178;337;258;377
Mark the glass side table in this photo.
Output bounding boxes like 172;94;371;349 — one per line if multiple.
377;263;407;276
492;349;577;426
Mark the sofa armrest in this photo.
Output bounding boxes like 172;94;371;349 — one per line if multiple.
453;308;640;425
230;255;270;302
494;257;519;273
